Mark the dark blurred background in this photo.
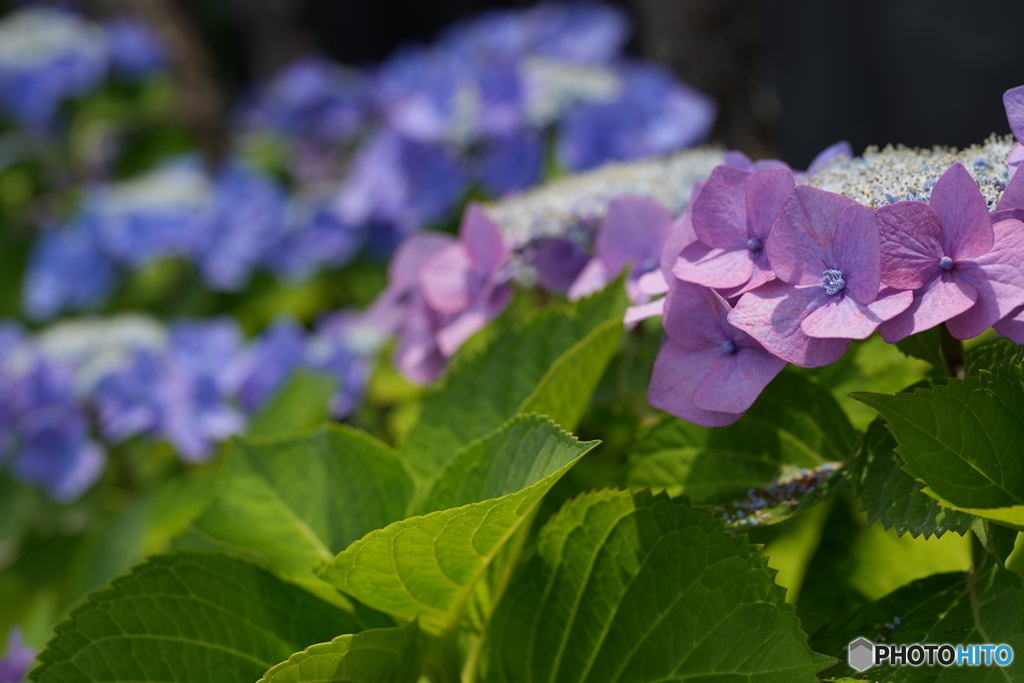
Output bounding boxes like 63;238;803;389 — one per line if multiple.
76;0;1024;167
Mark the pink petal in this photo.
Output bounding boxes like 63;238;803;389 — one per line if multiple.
878;276;978;343
624;298;665;325
567;257;611;301
461;203;508;274
946;218;1024;339
637;270;669;296
929;162;994;261
833;203;881;306
690;165;751;249
715;251;775;299
876;201;945;289
727;281;849;367
598;196;673;274
673;241;754;290
647;343;743;428
419;243;473;315
994;305;1024;343
997;157;1024;211
1005;85;1024;142
745;167;795;238
661;279;730;349
801;287;912;340
1007;144;1024;180
394;297;446;384
767;185;856;287
659;206;698;281
388;231;455;289
692;347;786;414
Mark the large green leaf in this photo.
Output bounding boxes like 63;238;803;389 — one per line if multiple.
319;421;598;634
179;425;413;594
400;281;626;480
627;372;858;504
246;369;338;437
257;624;420;683
482;489;834;683
853;368;1024;525
895;327;946;371
850;418;975;538
30;552;364;683
812;560;1024;681
965;336;1024;377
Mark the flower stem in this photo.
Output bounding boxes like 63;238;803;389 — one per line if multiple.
939;324;965;379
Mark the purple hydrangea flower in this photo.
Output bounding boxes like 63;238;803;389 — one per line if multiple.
724;140;852;181
648;280;786;427
23;219;115;321
167;319;244;396
0;628;34;683
478;130;544;196
728;186;913;367
623;202;701;324
557;62;716;172
104;17;167;80
0;8;108;129
674;165;795;298
1003;85;1024;178
568;195;674;304
92;351;164;443
199;163;287;291
533;238;590;294
156;362;244;462
877;163;1024;342
419;203;513;356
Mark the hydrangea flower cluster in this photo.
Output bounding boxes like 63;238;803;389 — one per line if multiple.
14;3;716;320
0;7;165;129
0;629;33;683
0;313;377;501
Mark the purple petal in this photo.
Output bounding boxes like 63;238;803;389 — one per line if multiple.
436;285;511;357
724;151;753;170
659;205;698;280
648;342;743;428
419;243;473;315
716;251;775;299
597;196;673;274
727;281;849;367
637;270;669;296
534;239;590;293
994;305;1024;342
661;279;730;349
745;167;795;239
946;217;1024;339
1008;144;1024;179
461;203;508;274
929;162;994;261
996;157;1024;212
394;296;446;384
692;346;786;414
801;287;912;340
1005;85;1024;142
567;258;611;301
674;242;754;290
624;298;665;325
690;165;751;249
388;231;455;290
832;203;881;306
876;201;945;289
879;275;978;343
808;140;854;173
767;186;856;287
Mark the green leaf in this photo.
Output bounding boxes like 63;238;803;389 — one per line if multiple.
853;368;1024;525
482;489;834;683
30;551;365;683
246;369;338;437
627;372;858;503
257;624;420;683
972;518;1020;568
319;422;597;634
179;425;413;597
894;327;946;371
400;281;626;480
849;418;975;538
812;560;1024;681
965;336;1024;377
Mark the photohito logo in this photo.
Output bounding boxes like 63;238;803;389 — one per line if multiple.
848;638;1014;672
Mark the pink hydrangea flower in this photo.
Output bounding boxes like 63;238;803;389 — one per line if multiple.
728;186;912;367
648;280;786;427
1003;85;1024;178
673;165;795;298
877;163;1024;342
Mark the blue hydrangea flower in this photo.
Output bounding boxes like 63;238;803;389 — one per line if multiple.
235;319;307;412
306;311;375;418
103;17;167;80
478;130;544;196
266;198;367;280
0;8;108;129
23;217;116;321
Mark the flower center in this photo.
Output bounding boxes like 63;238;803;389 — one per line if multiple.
746;237;762;251
821;269;845;295
721;339;737;355
939;256;954;271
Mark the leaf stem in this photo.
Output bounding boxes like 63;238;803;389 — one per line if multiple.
939;324;965;379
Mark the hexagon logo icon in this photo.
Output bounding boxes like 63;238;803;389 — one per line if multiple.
848;637;875;672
